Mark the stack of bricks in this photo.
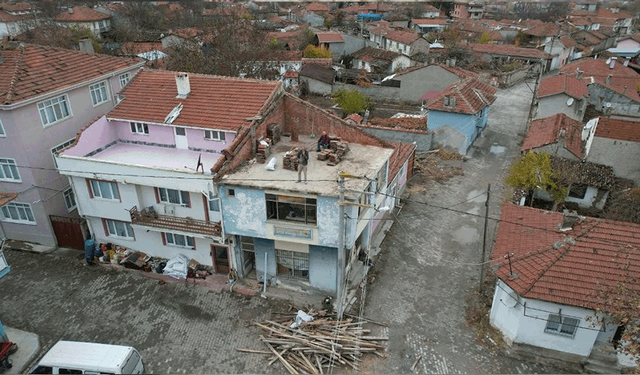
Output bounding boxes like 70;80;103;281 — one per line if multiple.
325;137;350;166
317;149;331;161
283;148;299;171
256;138;271;164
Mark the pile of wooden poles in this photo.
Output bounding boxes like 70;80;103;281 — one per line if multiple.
237;310;387;374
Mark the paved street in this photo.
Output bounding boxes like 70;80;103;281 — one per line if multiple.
360;81;571;374
0;250;276;374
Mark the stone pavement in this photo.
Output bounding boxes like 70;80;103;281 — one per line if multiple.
0;248;326;374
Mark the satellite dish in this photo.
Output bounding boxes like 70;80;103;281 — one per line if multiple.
566;98;574;106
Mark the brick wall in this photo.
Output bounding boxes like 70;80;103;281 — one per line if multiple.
358;125;433;151
283;94;390;148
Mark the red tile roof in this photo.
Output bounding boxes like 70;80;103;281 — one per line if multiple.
56;6;110;22
351;46;401;62
426;77;497;115
521;113;585;158
560;36;576;48
561;58;640;101
108;70;281;131
492;203;640;310
538;74;589;99
345;113;363;124
524;22;560;37
368;20;392;37
0;192;17;207
316;32;344;43
385;29;421;45
463;42;552;59
0;43;144;105
594;117;640;143
0;2;32;12
437;64;479;80
120;42;164;56
306;2;328;12
412;18;448;25
388;141;416;183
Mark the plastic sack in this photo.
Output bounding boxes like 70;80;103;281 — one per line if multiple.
266;157;276;171
163;254;189;279
290;310;314;328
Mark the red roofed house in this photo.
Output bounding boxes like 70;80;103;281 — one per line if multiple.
536;74;589;121
314;32;345;58
0;2;36;38
410;18;448;34
383;29;430;57
490;203;640;371
584;117;640;183
426;77;497;153
55;6;111;36
0;42;144;249
350;46;410;74
522;113;586;160
561;58;640;119
56;69;416;300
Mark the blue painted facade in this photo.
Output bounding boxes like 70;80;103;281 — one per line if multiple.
220;185;359;294
427;106;490;153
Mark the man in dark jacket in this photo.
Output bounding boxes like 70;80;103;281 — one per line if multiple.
297;147;309;184
317;131;330;151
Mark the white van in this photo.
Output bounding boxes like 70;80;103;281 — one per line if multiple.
30;341;144;374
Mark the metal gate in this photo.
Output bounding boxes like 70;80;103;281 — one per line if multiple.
50;215;85;250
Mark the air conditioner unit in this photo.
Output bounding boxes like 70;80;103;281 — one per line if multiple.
163;205;175;215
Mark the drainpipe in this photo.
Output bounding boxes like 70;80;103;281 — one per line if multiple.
336;175;346;319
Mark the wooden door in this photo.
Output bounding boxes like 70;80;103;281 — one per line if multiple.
211;245;229;274
50;215;85;250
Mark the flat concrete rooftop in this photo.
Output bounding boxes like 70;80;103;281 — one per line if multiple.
90;142;221;173
223;135;394;199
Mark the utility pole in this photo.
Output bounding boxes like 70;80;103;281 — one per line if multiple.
479;183;490;294
336;175;346;319
526;57;544;133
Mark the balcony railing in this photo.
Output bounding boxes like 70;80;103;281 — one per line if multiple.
129;206;221;237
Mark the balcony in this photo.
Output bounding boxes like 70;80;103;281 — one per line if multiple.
129;206;221;237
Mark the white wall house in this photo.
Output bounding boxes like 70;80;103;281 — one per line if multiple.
490;204;640;371
55;6;112;37
56;70;282;269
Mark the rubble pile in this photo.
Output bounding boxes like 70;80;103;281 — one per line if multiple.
241;309;387;374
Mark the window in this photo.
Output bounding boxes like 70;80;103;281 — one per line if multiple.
90;81;109;106
0;118;5;137
1;202;35;224
276;249;309;280
266;194;317;225
130;122;149;135
568;184;588;199
208;191;220;212
164;232;195;249
175;127;186;136
0;158;20;182
204;130;226;141
89;179;120;200
51;138;75;167
63;188;76;211
545;314;579;337
444;96;456;107
119;73;130;87
98;20;106;32
158;187;190;206
228;188;235;197
105;219;134;239
38;95;71;126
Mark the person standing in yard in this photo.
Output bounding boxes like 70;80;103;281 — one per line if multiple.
297;147;309;184
84;235;96;266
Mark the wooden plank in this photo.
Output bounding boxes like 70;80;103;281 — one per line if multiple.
261;336;298;375
236;348;271;354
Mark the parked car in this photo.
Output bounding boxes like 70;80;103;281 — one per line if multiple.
30;341;144;374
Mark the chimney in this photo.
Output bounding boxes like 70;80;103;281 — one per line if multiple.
68;7;73;14
606;74;612;84
559;209;579;231
624;58;630;67
623;86;627;95
175;72;190;99
451;57;456;67
576;68;582;79
78;39;94;54
609;57;616;69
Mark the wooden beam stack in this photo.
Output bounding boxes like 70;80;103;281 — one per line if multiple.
239;310;387;374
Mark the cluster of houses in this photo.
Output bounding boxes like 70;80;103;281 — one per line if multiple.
0;0;640;372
